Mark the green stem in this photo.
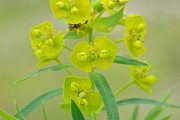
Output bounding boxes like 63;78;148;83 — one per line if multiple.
89;114;96;120
114;80;134;96
114;38;124;44
63;45;73;52
89;28;93;43
92;9;105;25
55;58;74;76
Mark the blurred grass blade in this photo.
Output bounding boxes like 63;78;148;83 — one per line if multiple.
101;98;180;111
130;105;139;120
143;87;175;120
90;72;120;120
14;64;72;84
161;114;172;120
14;101;24;120
114;55;148;66
71;99;85;120
14;89;62;118
42;102;48;120
0;108;18;120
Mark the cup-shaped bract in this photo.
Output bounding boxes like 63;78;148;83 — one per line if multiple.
130;65;157;94
30;22;64;66
63;76;102;113
124;15;146;57
70;36;118;72
49;0;91;24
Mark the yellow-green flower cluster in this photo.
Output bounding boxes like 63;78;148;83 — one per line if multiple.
124;15;146;57
50;0;91;24
70;36;118;72
101;0;128;14
130;65;157;93
30;22;64;66
63;76;102;113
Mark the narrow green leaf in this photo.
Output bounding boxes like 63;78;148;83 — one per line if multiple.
0;108;18;120
143;87;175;120
101;98;180;112
14;89;62;118
92;7;124;34
14;101;24;120
71;99;85;120
130;105;139;120
65;26;90;39
42;102;48;120
113;55;148;66
161;114;172;120
14;63;72;84
90;72;120;120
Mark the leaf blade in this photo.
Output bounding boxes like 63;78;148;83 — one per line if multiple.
14;89;63;118
113;55;148;66
14;64;72;84
92;7;124;34
130;105;139;120
71;99;85;120
0;108;18;120
90;72;120;120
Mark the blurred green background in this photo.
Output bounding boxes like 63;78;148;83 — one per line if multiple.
0;0;180;120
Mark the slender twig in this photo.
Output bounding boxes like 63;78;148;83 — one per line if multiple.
63;45;73;52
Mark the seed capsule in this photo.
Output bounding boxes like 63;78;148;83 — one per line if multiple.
79;99;88;107
77;52;87;61
55;1;65;10
99;50;108;58
71;82;80;92
89;54;96;61
64;3;71;11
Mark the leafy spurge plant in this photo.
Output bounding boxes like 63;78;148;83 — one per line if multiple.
1;0;180;120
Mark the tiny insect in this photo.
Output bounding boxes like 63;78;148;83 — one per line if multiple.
67;20;88;32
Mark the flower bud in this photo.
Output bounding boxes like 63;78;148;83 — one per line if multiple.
77;52;88;61
45;39;54;46
107;1;115;9
34;50;42;57
143;75;157;85
70;7;79;14
99;50;108;58
71;82;80;92
133;40;142;49
78;91;87;99
55;1;65;10
136;23;145;33
33;29;41;36
79;99;88;107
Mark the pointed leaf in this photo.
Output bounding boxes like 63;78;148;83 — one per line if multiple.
92;7;124;34
161;114;172;120
0;108;18;120
14;64;72;84
14;101;24;120
71;99;85;120
14;89;62;118
113;55;148;66
143;87;175;120
42;102;48;120
90;72;120;120
130;105;139;120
